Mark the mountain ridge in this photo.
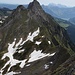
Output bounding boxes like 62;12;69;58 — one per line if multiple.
0;0;75;75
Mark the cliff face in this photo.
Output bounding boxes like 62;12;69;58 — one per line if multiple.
0;0;75;75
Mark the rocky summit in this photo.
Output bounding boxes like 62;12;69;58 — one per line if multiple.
0;0;75;75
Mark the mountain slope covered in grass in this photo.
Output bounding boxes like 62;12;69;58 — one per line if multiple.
55;18;75;44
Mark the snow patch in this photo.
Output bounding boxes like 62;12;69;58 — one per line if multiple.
19;59;27;68
5;71;21;75
0;21;3;23
1;39;27;75
26;64;31;67
28;50;50;62
35;41;41;45
18;49;25;53
28;27;40;42
0;70;3;75
0;27;40;75
16;38;22;47
21;27;40;45
50;62;53;64
0;27;56;75
48;41;51;44
44;64;49;69
49;52;56;56
41;35;45;38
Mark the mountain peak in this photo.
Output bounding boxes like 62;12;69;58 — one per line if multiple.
33;0;37;2
27;0;48;21
16;5;26;10
28;0;42;10
11;5;26;17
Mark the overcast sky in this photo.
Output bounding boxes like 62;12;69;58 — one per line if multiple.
0;0;75;7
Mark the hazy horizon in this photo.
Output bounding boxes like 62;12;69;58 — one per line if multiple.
0;0;75;7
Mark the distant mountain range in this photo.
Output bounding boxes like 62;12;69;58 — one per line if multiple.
0;3;28;9
48;3;68;8
42;4;75;20
0;3;18;9
69;17;75;25
0;3;75;20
